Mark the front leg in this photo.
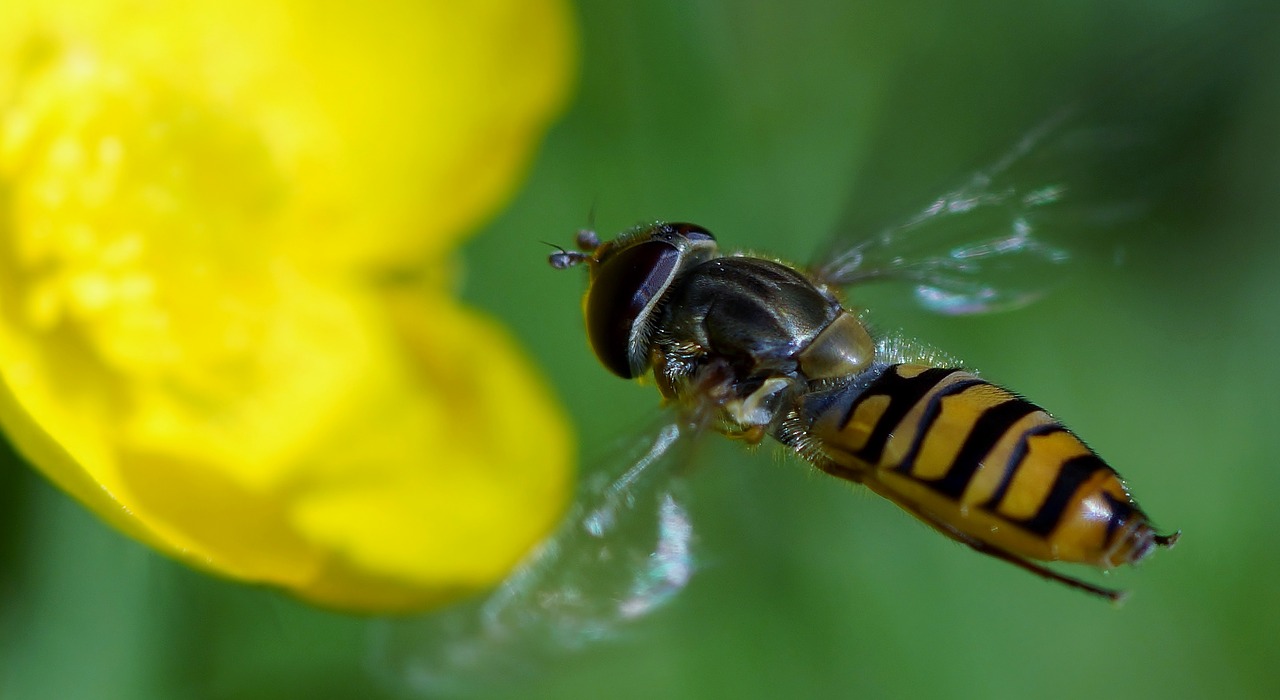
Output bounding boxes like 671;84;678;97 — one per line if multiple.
721;377;794;445
657;353;786;440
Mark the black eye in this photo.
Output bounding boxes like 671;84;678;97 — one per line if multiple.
586;240;680;378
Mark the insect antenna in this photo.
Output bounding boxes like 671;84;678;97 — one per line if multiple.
544;241;591;269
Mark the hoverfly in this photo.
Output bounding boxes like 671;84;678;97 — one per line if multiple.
548;212;1177;602
539;90;1185;601
378;52;1213;694
376;118;1185;694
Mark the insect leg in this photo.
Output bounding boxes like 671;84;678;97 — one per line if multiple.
884;493;1128;603
959;537;1127;604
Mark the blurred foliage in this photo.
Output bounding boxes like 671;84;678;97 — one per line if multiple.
4;1;1279;698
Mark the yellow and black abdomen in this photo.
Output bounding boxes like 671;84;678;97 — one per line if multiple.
800;363;1172;570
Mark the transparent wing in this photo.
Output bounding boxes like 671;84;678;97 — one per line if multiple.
813;110;1086;315
371;416;702;696
810;19;1248;316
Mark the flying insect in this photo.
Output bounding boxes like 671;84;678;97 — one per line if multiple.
550;209;1178;601
378;99;1199;698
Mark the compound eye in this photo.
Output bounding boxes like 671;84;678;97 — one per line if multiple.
670;223;715;242
585;239;680;378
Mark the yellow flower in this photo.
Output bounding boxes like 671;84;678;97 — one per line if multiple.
0;0;576;612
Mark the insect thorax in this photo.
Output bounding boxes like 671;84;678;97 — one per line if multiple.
649;254;877;438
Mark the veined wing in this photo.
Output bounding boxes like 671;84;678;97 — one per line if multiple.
372;416;702;695
811;18;1248;316
812;109;1086;315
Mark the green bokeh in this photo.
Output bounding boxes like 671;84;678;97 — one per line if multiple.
4;2;1279;698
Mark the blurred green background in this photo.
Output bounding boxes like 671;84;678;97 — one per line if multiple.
4;1;1279;698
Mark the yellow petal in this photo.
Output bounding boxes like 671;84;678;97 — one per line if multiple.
284;287;574;610
0;0;576;611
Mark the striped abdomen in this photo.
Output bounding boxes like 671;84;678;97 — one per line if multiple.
801;363;1172;569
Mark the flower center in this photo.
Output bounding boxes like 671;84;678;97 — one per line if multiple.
0;46;283;401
